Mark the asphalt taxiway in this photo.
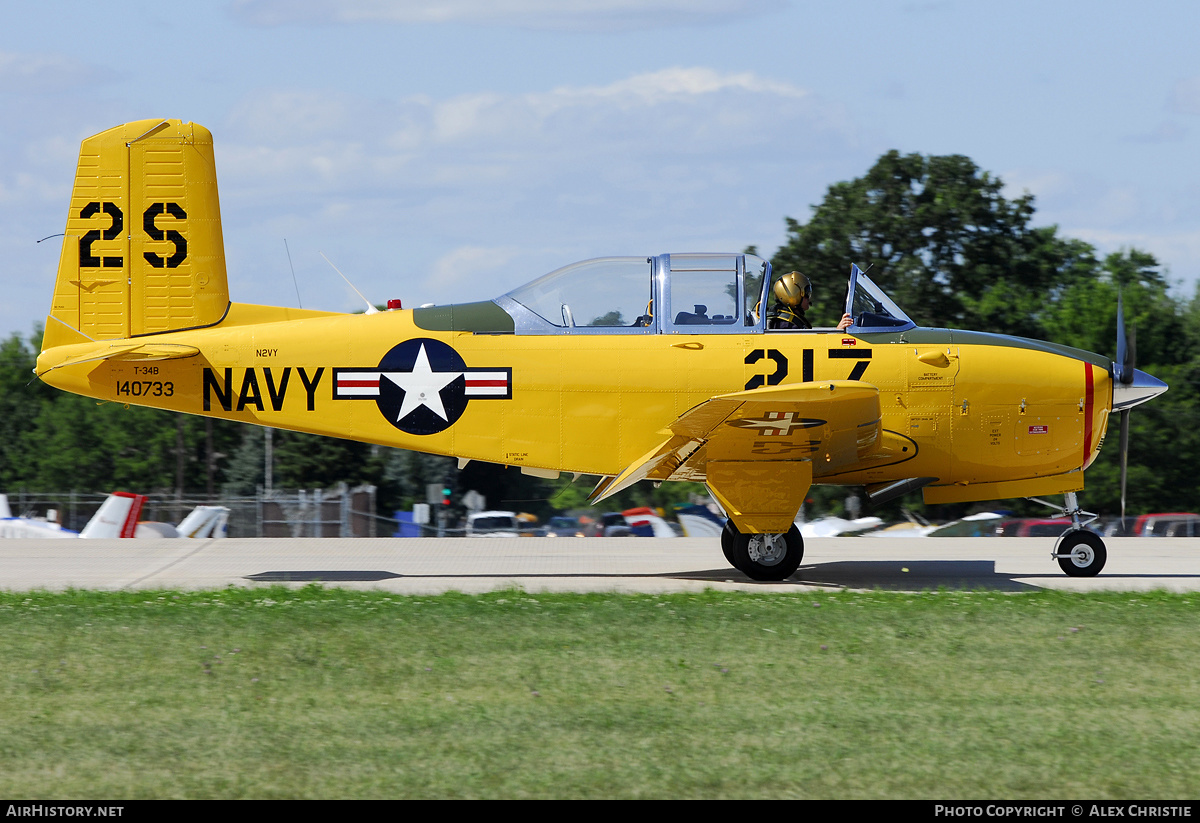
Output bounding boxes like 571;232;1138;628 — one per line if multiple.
0;536;1196;594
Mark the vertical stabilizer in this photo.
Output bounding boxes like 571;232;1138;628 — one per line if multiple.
79;492;146;538
176;505;230;538
47;119;230;343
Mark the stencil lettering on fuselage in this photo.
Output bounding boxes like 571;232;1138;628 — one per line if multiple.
743;347;872;390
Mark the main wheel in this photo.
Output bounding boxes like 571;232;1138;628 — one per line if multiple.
1055;529;1107;577
728;523;804;581
720;521;739;569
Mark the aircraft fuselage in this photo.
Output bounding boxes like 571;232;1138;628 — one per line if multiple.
38;302;1114;502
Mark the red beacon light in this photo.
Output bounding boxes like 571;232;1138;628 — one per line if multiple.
386;299;403;311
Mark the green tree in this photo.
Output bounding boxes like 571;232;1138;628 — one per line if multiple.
0;331;56;490
772;151;1091;336
1042;249;1190;368
771;153;1200;521
1;325;243;496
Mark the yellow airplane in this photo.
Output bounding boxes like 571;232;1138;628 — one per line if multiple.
35;119;1168;579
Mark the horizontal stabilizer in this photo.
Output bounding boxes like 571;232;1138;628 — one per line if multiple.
38;339;199;376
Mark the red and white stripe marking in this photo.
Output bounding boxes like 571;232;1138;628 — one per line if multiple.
465;371;509;396
335;372;382;397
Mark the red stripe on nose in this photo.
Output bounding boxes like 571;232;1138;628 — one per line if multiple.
1083;362;1095;468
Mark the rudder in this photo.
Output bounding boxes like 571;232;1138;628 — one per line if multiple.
47;119;230;344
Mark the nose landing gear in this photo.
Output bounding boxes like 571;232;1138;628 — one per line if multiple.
1037;491;1107;577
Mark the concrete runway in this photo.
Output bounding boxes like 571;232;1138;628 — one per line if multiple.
0;536;1196;594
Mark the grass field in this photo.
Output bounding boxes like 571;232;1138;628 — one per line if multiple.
0;586;1197;799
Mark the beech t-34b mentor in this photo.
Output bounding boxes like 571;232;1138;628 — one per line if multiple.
36;119;1168;579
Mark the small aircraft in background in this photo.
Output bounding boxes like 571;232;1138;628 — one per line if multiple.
34;119;1166;578
0;492;228;539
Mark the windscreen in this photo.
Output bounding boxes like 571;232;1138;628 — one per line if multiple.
506;257;652;328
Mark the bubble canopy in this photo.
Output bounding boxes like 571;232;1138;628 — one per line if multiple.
499;253;771;335
496;254;913;335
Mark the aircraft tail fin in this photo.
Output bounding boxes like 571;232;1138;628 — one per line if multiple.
176;505;230;538
79;491;147;538
46;119;230;346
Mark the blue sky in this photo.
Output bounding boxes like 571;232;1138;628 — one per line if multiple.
3;1;1200;339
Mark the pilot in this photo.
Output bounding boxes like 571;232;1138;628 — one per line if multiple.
767;271;853;331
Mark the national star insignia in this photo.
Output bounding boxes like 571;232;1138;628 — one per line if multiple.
383;343;461;421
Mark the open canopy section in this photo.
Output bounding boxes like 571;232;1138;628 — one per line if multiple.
845;266;916;333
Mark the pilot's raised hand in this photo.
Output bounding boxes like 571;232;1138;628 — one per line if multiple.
837;313;853;331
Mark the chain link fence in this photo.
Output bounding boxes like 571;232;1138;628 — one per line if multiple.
3;484;388;538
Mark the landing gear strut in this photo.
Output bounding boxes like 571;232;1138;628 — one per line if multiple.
722;521;804;581
1035;491;1107;577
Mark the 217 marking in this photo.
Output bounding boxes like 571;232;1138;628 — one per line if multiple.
744;347;873;390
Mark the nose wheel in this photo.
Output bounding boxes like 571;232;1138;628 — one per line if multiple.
1054;529;1107;577
1032;491;1108;577
722;521;804;581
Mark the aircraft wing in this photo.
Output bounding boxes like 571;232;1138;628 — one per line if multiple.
591;380;882;532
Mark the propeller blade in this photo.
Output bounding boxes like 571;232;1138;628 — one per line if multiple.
1115;290;1127;383
1124;325;1137;386
1115;288;1136;385
1119;408;1130;528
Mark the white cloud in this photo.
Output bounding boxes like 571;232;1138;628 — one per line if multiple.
210;66;870;309
423;245;523;294
0;171;64;207
1125;121;1188;144
1001;167;1200;293
555;66;808;102
233;0;786;32
1169;76;1200;116
221;67;848;186
1065;226;1200;288
0;51;115;94
1004;169;1147;228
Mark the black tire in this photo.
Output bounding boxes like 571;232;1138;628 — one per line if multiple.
1056;529;1107;577
721;521;739;569
729;524;804;581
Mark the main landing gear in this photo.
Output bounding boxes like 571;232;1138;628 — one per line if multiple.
721;521;804;581
1038;491;1107;577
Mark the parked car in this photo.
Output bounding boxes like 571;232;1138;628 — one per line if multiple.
466;511;520;537
1132;513;1200;536
582;512;628;537
1098;513;1200;536
1163;519;1200;537
544;516;586;537
994;518;1075;537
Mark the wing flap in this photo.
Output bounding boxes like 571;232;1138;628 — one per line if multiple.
592;381;883;522
699;381;881;466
